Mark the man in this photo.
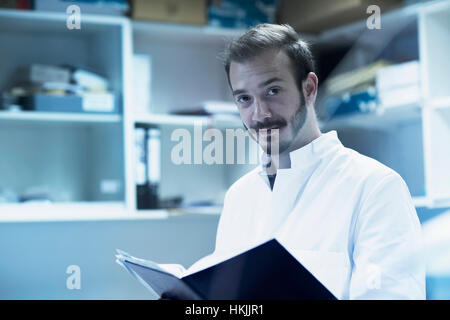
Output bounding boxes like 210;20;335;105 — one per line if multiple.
187;23;425;300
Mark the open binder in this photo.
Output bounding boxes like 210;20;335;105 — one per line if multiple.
116;239;337;300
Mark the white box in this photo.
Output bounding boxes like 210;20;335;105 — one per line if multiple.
19;64;71;84
376;60;420;92
82;92;116;113
378;84;421;108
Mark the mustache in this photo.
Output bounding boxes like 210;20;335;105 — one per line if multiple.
249;119;287;131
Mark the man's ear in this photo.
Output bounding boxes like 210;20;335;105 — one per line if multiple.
302;72;318;107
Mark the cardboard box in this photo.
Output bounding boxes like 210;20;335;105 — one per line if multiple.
208;0;277;29
16;64;71;85
278;0;402;34
131;0;206;25
0;0;31;9
19;93;119;114
0;0;17;8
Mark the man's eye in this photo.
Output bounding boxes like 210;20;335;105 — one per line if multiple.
238;96;251;104
267;88;279;96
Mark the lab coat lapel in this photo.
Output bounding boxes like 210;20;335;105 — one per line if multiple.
253;131;338;241
251;174;276;242
271;163;319;229
269;131;339;232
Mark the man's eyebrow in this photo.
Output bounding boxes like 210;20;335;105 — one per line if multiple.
232;77;284;96
258;77;284;88
232;89;247;96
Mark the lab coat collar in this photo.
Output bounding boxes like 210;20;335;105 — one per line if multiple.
258;130;342;176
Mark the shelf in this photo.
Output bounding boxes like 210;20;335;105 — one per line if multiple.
0;9;239;44
0;202;151;222
429;198;450;209
133;113;243;129
167;205;223;216
0;197;436;223
427;97;450;109
132;20;245;45
413;196;432;208
0;2;423;47
0;202;223;222
0;8;129;34
320;103;422;130
0;111;122;125
413;196;450;209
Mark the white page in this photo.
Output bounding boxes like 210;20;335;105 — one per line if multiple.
115;249;186;279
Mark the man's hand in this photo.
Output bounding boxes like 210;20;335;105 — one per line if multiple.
159;288;202;300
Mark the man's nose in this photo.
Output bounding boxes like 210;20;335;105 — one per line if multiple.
251;98;271;122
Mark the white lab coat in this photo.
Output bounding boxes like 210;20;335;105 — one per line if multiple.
188;130;425;299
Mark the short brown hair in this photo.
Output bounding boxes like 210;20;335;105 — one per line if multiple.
223;24;315;93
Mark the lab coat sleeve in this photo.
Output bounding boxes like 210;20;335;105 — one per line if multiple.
349;172;426;299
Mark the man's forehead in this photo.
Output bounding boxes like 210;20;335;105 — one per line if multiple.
229;50;293;90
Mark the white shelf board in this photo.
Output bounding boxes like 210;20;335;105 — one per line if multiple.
0;202;223;222
412;196;432;208
167;205;222;216
0;202;168;222
412;196;450;209
427;97;450;109
133;113;243;128
0;196;439;222
132;20;245;45
320;103;422;130
134;113;208;126
0;111;122;124
0;8;129;31
430;198;450;209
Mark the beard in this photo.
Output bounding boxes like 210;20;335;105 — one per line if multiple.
277;95;307;154
244;92;307;155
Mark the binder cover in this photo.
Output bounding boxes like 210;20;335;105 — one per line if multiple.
121;239;337;300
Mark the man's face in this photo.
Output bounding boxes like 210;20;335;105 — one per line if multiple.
229;49;307;154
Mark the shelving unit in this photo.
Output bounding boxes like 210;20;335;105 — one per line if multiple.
0;8;250;221
0;9;131;216
127;17;253;214
0;0;448;222
0;202;224;222
318;0;450;208
418;0;450;208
